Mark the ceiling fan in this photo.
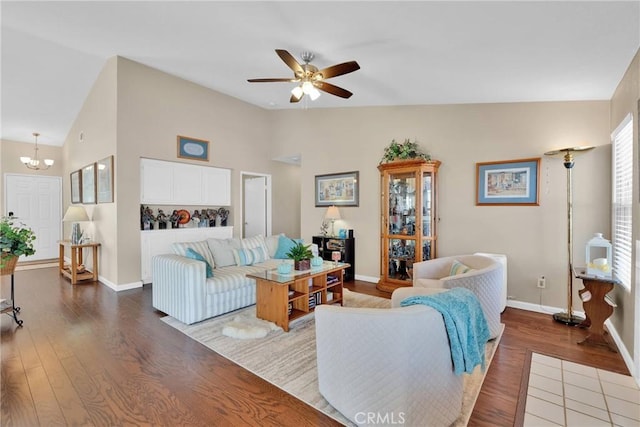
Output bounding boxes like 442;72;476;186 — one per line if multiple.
248;49;360;103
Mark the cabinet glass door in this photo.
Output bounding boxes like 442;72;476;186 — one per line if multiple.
422;172;433;261
388;172;417;236
387;238;415;282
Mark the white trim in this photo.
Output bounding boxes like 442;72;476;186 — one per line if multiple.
239;171;272;237
99;275;143;292
355;274;379;283
610;112;632;140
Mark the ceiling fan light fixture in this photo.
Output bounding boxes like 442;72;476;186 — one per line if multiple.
291;85;304;99
309;86;321;101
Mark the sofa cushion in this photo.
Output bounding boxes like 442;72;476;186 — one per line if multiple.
450;259;474;276
265;233;284;258
205;259;281;295
185;248;214;278
171;240;216;269
207;238;241;268
274;235;303;259
233;247;267;266
241;234;270;260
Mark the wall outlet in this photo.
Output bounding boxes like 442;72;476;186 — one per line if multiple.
537;276;546;289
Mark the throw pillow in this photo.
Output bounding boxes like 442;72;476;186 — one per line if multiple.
265;233;284;258
171;240;216;269
232;247;267;266
241;234;270;260
449;259;474;276
274;235;303;259
207;238;241;267
185;248;214;278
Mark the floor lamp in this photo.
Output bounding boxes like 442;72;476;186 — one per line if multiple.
544;146;594;325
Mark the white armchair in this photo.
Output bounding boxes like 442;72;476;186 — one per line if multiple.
410;254;503;339
315;300;463;427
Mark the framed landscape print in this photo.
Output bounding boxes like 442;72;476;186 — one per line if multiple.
476;158;540;206
70;170;82;204
177;135;209;161
315;171;359;207
97;155;114;203
82;163;96;204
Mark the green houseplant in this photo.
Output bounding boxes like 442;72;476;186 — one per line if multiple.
286;239;313;271
0;216;36;274
380;138;431;164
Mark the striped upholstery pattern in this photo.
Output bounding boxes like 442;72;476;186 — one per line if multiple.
152;254;282;325
241;234;270;260
171;240;216;269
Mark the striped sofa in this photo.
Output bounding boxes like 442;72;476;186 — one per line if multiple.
152;234;288;324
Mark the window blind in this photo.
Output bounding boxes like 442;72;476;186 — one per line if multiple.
612;114;633;290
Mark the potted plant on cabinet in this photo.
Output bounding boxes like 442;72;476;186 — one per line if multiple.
0;216;36;275
286;240;313;271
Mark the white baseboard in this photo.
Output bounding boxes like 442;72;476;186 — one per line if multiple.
98;275;143;292
354;274;379;283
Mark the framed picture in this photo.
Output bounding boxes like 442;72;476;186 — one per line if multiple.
82;163;96;204
315;171;359;207
476;158;540;206
97;155;114;203
70;170;82;204
177;135;209;161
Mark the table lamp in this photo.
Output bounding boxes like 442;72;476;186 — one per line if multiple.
63;206;89;244
324;206;341;237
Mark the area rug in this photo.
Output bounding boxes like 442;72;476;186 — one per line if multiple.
162;289;503;426
515;351;640;426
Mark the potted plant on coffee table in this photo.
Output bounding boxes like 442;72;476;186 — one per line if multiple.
0;216;36;275
286;240;313;271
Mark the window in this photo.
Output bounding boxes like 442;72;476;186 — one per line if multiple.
612;114;633;290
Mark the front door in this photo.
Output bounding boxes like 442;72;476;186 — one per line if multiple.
4;174;62;261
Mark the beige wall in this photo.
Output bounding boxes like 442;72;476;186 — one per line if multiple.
271;102;611;311
609;49;639;362
63;57;118;283
1;139;64;215
271;161;301;237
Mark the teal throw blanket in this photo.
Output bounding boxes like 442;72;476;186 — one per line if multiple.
401;288;490;375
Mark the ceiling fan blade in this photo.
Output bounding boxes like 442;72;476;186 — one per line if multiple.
276;49;304;77
247;78;299;83
315;61;360;79
314;81;353;99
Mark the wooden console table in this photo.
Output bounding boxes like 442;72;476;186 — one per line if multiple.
59;241;100;285
574;269;620;352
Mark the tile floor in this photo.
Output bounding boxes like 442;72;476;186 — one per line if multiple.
524;353;640;426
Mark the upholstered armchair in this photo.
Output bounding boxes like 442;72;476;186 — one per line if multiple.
315;299;464;427
410;254;503;339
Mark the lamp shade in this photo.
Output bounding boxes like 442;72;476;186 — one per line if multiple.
325;206;341;220
63;206;89;222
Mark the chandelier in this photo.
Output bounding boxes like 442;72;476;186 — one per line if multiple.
20;132;54;170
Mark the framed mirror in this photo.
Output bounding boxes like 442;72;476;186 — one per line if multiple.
70;170;82;204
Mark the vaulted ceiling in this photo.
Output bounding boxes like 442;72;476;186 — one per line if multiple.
2;1;639;146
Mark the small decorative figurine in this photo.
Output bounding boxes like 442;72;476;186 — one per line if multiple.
156;209;168;229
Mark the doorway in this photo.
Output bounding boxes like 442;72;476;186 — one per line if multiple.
241;172;271;238
4;173;62;261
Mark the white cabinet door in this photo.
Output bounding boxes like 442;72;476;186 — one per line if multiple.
140;158;230;206
202;167;231;206
172;162;203;205
141;159;173;204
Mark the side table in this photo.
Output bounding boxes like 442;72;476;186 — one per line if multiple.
59;241;100;285
574;269;620;352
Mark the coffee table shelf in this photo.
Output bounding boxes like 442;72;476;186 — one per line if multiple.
248;261;348;332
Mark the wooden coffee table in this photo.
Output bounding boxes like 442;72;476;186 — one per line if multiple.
247;261;348;332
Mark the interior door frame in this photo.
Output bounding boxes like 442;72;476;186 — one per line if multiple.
240;171;272;238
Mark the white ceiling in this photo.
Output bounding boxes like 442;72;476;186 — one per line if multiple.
2;1;639;147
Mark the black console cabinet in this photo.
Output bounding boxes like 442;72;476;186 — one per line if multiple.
312;235;355;281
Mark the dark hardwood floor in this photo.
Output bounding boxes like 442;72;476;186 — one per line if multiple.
1;267;630;426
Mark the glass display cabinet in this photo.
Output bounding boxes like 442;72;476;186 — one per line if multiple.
378;159;440;292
